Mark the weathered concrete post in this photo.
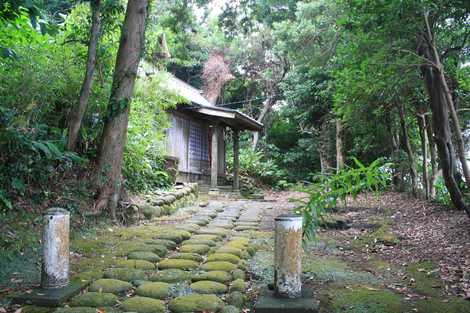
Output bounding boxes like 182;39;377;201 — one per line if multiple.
274;214;302;298
232;129;240;191
41;208;70;289
210;124;219;190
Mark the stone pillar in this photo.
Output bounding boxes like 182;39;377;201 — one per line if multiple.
41;208;70;289
210;124;219;189
232;129;240;191
274;214;302;298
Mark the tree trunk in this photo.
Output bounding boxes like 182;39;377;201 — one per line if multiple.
336;118;344;172
318;121;332;174
398;102;418;196
419;41;468;215
424;13;470;192
252;94;277;150
425;114;438;197
417;113;429;199
67;0;101;151
94;0;150;217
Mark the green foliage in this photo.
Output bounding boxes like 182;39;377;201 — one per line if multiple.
123;72;184;192
297;158;391;240
227;146;287;187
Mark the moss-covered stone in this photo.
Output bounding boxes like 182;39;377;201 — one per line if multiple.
114;259;155;270
143;244;169;257
54;307;118;313
183;239;217;247
136;282;170;299
169;253;204;262
89;279;133;295
192;270;232;283
231;269;245;280
145;239;177;250
103;268;146;282
168;294;224;313
74;270;103;282
207;253;241;264
227;291;246;308
155;230;191;243
158;258;199;270
191;234;219;241
70;292;118;307
175;223;200;232
230;279;245;292
197;228;229;237
121;296;165;313
217;247;243;257
141;204;162;219
201;261;237;272
21;305;53;313
190;280;227;294
128;251;161;262
148;269;190;283
220;305;240;313
188;218;210;226
180;244;211;255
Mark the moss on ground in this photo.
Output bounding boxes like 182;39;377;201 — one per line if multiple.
302;256;377;285
197;227;229;237
190;280;227;293
414;297;470;313
207;253;241;264
158;258;199;270
74;270;103;282
192;270;232;283
154;230;191;243
201;261;238;272
136;282;170;299
121;296;165;313
329;287;406;313
179;244;211;254
88;278;133;295
70;292;118;307
175;223;200;232
168;294;224;313
114;259;155;270
128;251;161;262
169;252;204;262
148;269;190;283
103;267;146;282
351;222;399;250
406;261;443;297
142;244;169;257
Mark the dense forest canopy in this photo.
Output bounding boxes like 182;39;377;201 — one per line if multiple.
0;0;469;218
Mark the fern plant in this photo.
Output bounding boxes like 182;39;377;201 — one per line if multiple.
295;158;391;240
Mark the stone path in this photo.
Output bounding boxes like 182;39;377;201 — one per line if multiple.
42;199;274;313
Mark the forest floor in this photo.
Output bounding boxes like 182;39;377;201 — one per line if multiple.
1;190;469;313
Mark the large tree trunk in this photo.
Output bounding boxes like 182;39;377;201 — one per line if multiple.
419;42;468;215
425;114;438;198
398;102;418;196
67;0;101;151
336;118;344;172
424;14;470;192
417;113;429;199
252;94;277;150
94;0;150;218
